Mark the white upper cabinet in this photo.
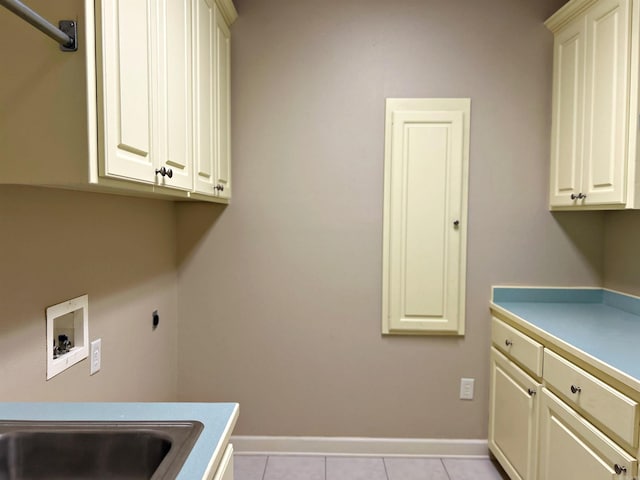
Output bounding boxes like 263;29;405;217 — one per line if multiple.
158;0;194;191
547;0;640;209
213;7;232;200
193;0;231;200
99;0;157;185
0;0;236;202
382;99;470;335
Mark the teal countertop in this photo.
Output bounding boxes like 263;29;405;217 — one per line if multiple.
0;402;238;480
491;287;640;382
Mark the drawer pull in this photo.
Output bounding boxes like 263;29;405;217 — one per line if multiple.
527;388;536;396
570;385;582;394
155;167;174;178
504;339;513;347
614;464;627;475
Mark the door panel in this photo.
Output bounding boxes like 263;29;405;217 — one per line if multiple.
383;99;469;335
549;15;584;206
582;0;629;204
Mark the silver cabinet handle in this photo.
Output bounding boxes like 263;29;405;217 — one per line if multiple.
570;385;581;394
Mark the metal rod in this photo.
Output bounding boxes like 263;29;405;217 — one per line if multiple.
0;0;75;48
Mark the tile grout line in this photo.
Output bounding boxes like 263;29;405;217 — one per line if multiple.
261;455;270;480
440;458;453;480
324;455;327;480
382;457;390;480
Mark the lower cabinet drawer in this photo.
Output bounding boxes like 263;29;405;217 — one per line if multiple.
491;317;543;377
543;349;639;448
539;388;636;479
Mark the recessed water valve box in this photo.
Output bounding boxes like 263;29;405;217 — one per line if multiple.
46;295;89;380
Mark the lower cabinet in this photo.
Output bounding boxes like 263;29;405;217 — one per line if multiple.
538;389;636;479
207;443;234;480
489;315;640;480
489;347;540;480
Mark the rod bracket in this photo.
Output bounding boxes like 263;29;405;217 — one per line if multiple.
58;20;77;52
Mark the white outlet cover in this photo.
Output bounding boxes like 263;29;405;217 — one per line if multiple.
460;378;475;400
90;338;101;375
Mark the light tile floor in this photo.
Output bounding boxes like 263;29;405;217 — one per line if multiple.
235;455;509;480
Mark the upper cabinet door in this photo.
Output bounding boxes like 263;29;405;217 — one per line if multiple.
156;0;194;191
549;15;585;207
99;0;157;184
193;0;232;199
213;4;232;200
193;0;216;196
582;0;629;205
382;99;470;336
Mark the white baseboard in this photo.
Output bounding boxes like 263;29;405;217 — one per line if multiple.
231;436;489;458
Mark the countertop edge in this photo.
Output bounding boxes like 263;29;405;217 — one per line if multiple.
0;402;238;480
201;403;239;480
489;302;640;395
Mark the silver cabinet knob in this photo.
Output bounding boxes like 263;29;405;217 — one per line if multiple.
614;464;627;475
155;167;173;178
570;385;581;394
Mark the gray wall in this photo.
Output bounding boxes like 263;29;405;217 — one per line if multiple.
604;211;640;297
176;0;604;438
0;186;178;401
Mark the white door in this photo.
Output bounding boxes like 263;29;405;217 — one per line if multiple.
582;0;629;205
489;348;540;480
213;4;231;199
538;389;636;480
156;0;193;190
193;0;217;195
382;99;469;335
549;14;584;207
100;0;157;183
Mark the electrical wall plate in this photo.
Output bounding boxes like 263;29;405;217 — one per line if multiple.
46;295;89;380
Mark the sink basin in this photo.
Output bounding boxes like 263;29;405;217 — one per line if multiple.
0;420;203;480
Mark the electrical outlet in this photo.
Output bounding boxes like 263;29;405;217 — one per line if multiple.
90;338;101;375
460;378;475;400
